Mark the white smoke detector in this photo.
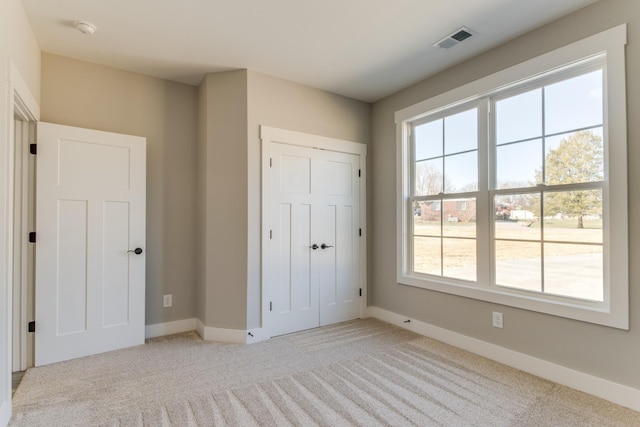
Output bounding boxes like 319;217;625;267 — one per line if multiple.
434;27;475;49
75;21;97;35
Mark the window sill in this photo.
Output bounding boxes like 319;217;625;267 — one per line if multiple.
398;273;627;329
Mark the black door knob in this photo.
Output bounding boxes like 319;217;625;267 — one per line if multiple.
320;244;334;249
309;244;319;250
127;248;143;255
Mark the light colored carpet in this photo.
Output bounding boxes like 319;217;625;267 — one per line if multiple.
9;318;640;426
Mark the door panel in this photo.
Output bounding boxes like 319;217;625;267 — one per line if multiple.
270;145;319;336
317;150;360;326
268;142;360;336
103;201;131;327
35;122;146;366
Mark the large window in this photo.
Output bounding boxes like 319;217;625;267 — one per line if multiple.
396;25;628;328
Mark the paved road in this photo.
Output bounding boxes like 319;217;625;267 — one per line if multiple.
444;253;603;301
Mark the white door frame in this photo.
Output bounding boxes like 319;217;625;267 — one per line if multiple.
1;61;40;426
260;126;367;338
11;116;34;372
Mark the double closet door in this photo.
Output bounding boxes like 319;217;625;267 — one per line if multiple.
266;137;363;337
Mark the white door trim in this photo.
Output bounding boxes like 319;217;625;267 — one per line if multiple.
260;126;367;338
11;118;30;372
2;61;40;426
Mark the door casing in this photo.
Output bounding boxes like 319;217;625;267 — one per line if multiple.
260;125;367;338
2;61;40;426
11;117;35;372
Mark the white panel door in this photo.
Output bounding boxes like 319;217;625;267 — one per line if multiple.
269;143;319;336
268;142;360;337
316;149;361;326
35;122;146;366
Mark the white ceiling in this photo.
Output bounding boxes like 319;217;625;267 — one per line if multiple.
21;0;598;102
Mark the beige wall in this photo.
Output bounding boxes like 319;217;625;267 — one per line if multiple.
246;70;371;329
370;0;640;388
198;70;249;329
1;0;41;104
40;54;199;326
196;78;208;322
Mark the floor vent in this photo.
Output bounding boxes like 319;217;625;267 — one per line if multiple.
434;27;475;49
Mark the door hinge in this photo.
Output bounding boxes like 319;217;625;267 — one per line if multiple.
358;169;361;177
28;321;35;333
28;232;36;243
270;230;273;239
270;158;272;167
29;143;37;155
359;228;362;237
270;301;273;312
359;288;362;297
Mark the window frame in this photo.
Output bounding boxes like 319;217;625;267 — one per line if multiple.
395;24;628;329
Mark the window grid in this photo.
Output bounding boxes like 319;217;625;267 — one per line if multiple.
490;68;604;300
410;65;605;297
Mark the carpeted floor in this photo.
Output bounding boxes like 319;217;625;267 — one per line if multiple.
9;318;640;426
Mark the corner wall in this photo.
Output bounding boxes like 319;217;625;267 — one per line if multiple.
198;70;249;329
370;0;640;389
246;70;371;329
197;69;370;332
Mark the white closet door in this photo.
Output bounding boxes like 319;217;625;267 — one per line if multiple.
267;142;361;337
316;149;361;326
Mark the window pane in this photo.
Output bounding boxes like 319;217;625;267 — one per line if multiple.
415;119;443;161
444;109;477;155
414;237;441;275
495;241;541;292
544;129;603;185
415;159;443;196
443;198;476;237
544;243;603;301
414;201;441;237
545;70;603;135
444;151;477;193
496;88;542;144
443;238;476;281
494;194;540;240
496;139;542;189
543;190;602;243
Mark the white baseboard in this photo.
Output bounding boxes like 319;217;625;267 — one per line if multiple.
0;400;11;427
360;305;373;318
195;319;247;344
370;306;640;413
145;318;197;339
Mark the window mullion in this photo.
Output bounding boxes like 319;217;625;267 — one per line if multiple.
476;98;491;285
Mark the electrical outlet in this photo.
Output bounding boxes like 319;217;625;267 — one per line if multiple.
163;294;172;308
492;311;503;328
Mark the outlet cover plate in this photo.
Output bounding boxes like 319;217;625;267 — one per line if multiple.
163;294;172;308
492;311;503;328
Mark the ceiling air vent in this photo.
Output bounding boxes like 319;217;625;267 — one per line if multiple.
434;27;475;49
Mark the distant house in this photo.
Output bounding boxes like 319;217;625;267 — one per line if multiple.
419;199;476;223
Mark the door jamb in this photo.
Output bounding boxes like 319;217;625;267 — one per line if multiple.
2;61;39;424
260;126;367;339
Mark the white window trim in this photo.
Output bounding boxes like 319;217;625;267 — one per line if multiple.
395;24;628;329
